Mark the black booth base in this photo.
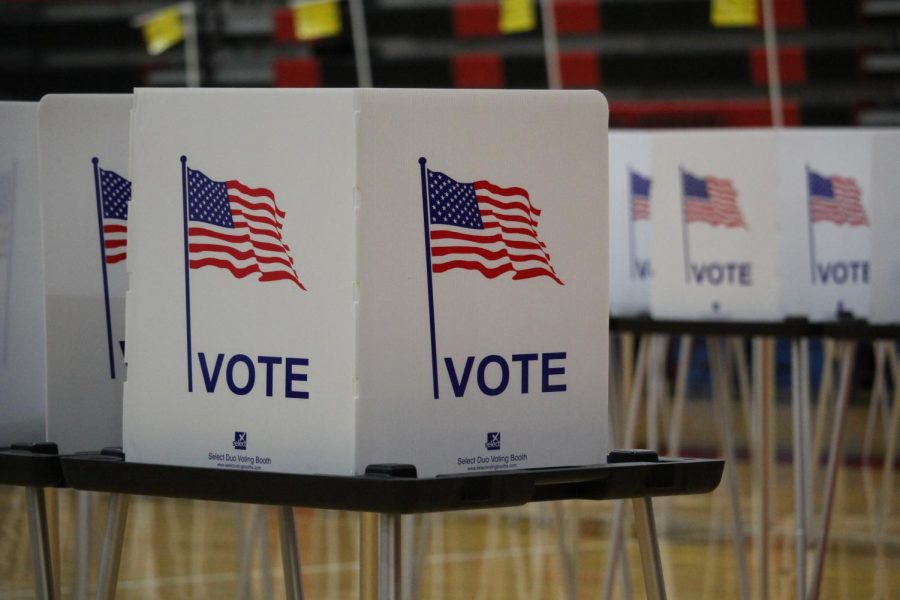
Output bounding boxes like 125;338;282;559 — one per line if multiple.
60;450;723;514
610;316;900;340
0;443;65;488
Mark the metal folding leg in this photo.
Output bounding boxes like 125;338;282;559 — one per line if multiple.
25;487;55;600
809;339;856;599
278;506;305;600
790;339;810;600
75;491;94;600
632;497;666;600
378;514;402;600
709;338;751;600
95;494;130;600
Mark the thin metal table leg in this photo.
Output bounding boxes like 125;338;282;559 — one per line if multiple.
808;340;856;600
95;493;130;600
234;505;252;600
75;490;94;600
553;502;578;600
709;338;751;600
602;336;650;600
790;339;808;600
378;513;401;600
26;487;54;600
400;514;415;600
360;513;379;600
278;506;304;600
631;497;667;600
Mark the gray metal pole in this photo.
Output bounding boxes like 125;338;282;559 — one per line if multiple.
95;494;130;600
790;339;808;600
631;497;666;600
26;487;54;600
278;506;305;600
181;2;201;87
808;340;856;599
538;0;562;89
348;0;373;87
75;491;93;600
602;337;650;600
378;513;401;600
760;0;783;126
710;338;751;600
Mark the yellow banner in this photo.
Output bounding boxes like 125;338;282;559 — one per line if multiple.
499;0;536;35
141;6;185;56
711;0;758;27
293;0;342;41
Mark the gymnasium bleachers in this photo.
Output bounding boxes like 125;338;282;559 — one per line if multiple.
1;0;898;126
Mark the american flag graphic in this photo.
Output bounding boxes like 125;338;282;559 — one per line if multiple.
630;170;651;221
186;166;305;290
807;168;868;226
682;169;747;229
98;167;131;264
426;168;562;284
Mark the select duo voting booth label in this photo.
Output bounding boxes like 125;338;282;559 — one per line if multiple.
125;89;610;477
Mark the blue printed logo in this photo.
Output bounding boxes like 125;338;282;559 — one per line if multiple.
233;431;247;450
485;432;501;451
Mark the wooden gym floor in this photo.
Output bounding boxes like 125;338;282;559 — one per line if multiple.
0;459;897;599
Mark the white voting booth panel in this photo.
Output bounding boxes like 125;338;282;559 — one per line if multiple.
650;130;782;321
0;103;46;446
777;129;874;322
869;130;900;324
38;94;131;453
125;89;609;477
608;131;653;317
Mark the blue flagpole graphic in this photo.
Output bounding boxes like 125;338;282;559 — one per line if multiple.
419;157;439;400
805;164;818;285
627;167;637;280
92;157;117;379
679;165;692;284
181;155;194;392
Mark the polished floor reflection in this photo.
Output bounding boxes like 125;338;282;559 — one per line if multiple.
0;461;897;599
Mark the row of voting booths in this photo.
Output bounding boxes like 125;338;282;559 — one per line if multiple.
1;92;897;599
606;130;900;599
609;129;900;324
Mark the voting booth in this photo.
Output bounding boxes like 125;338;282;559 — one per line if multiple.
37;94;132;453
868;131;900;325
125;88;610;477
649;130;781;321
0;102;46;446
608;131;653;317
777;129;874;322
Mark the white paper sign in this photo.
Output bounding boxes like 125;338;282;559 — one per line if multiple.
125;89;609;477
650;130;781;321
609;131;653;316
777;130;873;321
0;103;46;445
38;95;132;453
870;130;900;324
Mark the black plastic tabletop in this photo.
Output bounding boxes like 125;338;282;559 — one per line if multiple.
610;316;900;340
0;444;66;488
60;451;723;515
